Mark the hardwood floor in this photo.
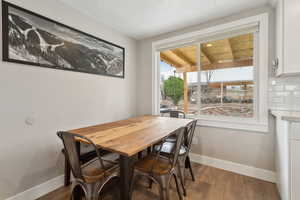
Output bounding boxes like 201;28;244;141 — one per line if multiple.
38;163;280;200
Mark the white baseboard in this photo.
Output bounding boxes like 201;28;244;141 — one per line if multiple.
5;175;64;200
190;153;276;183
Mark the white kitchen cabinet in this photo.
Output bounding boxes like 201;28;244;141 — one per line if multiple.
275;0;284;76
291;140;300;200
275;0;300;76
272;111;300;200
274;116;290;200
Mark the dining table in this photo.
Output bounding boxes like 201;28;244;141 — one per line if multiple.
66;115;193;200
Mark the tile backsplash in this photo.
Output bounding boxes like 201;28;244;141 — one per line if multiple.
269;76;300;111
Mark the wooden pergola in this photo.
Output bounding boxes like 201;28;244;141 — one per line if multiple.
160;33;254;113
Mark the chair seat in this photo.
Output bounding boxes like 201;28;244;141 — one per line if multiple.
82;153;119;183
134;155;172;175
155;142;187;156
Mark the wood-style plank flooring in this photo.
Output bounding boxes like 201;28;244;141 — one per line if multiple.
38;163;280;200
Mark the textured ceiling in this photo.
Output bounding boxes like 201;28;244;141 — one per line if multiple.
60;0;272;39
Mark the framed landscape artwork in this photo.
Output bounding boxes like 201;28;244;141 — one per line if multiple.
2;1;125;78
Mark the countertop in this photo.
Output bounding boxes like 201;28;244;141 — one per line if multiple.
271;110;300;122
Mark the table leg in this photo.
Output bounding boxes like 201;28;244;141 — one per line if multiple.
119;155;133;200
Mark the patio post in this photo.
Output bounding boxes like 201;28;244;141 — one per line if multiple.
183;72;188;113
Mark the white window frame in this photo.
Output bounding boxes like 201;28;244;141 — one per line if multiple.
152;13;269;133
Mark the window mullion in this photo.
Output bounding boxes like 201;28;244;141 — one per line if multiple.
253;31;259;121
196;43;202;115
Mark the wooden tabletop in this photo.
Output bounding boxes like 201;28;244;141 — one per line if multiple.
67;115;193;157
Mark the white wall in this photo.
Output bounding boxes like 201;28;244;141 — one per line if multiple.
0;0;137;199
136;5;276;171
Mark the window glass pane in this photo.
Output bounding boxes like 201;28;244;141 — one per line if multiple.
160;45;198;116
198;33;254;118
159;33;254;118
198;67;254;118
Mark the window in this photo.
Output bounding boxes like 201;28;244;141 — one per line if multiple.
160;33;255;118
153;14;269;132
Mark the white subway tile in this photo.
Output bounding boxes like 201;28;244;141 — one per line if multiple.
269;77;300;110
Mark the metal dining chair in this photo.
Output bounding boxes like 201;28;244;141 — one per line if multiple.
62;144;112;186
57;131;119;200
130;127;186;200
154;120;197;196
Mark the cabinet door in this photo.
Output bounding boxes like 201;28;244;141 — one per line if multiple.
276;119;290;200
276;0;284;76
284;0;300;74
291;140;300;200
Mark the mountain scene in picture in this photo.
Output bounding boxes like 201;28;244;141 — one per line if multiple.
6;5;124;77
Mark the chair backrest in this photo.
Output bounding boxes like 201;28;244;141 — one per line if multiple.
167;127;186;168
184;120;197;152
57;132;105;181
170;110;186;118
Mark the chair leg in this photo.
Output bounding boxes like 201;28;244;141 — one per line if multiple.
85;183;100;200
177;164;186;196
129;174;138;199
71;185;84;200
173;173;183;200
149;178;153;189
186;156;195;181
85;197;98;200
158;175;171;200
85;197;97;200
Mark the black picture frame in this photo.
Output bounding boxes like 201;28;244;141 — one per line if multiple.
2;1;125;78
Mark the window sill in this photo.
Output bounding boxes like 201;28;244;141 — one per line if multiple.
187;115;269;133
